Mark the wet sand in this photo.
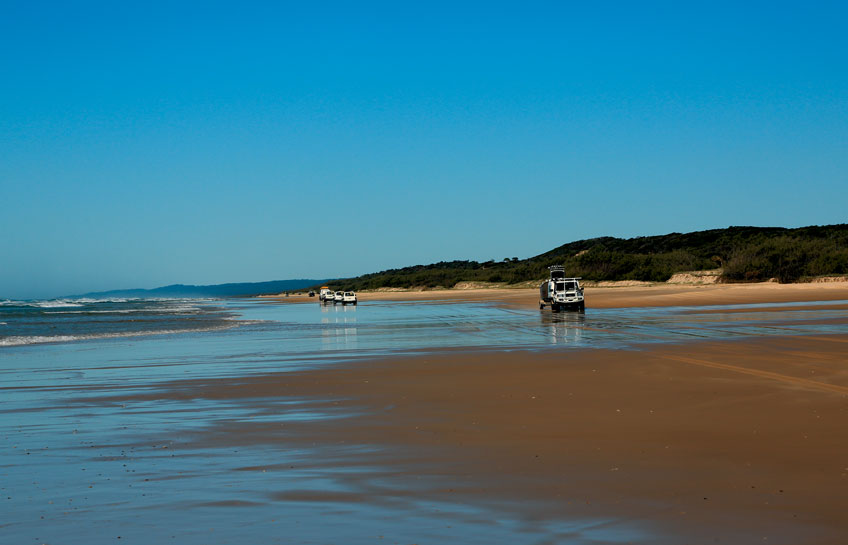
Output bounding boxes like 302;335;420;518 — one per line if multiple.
100;291;848;542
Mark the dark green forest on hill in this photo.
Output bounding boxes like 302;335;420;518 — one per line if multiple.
320;225;848;291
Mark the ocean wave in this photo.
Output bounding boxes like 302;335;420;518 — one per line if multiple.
44;307;202;315
0;323;237;347
1;298;217;312
35;300;84;308
73;297;130;304
0;297;218;307
1;335;81;346
0;299;83;308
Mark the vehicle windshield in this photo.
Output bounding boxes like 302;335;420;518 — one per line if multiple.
564;281;576;291
345;292;354;296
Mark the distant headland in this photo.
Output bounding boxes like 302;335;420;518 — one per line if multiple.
72;279;326;299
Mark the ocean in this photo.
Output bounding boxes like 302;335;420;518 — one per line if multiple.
0;297;237;347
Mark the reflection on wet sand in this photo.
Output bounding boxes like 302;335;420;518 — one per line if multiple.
541;309;585;344
321;304;358;349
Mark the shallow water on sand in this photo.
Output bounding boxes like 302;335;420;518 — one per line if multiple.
3;298;848;544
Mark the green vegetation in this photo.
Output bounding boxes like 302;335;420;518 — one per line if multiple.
319;225;848;291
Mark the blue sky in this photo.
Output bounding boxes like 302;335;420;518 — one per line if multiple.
2;1;846;298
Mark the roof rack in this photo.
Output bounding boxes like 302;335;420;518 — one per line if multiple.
548;265;582;280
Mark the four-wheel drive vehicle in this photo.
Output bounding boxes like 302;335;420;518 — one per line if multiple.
334;291;344;303
342;292;357;305
540;266;585;312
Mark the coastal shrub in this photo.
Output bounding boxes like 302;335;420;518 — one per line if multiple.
722;235;848;283
307;224;848;291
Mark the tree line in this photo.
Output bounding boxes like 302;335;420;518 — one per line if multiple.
317;224;848;291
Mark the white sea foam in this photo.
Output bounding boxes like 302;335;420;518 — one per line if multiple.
0;323;237;347
0;299;83;308
44;308;196;315
24;299;208;315
0;297;216;308
0;335;80;346
37;300;84;308
73;298;130;304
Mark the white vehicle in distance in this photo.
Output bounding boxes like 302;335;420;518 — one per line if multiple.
342;291;357;305
334;291;344;304
319;286;333;302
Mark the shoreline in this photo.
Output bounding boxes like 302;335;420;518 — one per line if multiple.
260;281;848;310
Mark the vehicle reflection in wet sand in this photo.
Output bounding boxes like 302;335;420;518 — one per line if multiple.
541;309;585;344
320;303;358;350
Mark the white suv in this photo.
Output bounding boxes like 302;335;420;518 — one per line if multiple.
334;291;344;304
342;292;357;305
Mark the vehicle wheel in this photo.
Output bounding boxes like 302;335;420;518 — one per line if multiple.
579;302;585;312
539;302;544;309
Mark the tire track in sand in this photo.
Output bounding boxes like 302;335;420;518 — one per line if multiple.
658;354;848;396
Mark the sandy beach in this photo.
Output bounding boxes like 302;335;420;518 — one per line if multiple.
5;283;848;544
145;283;848;542
268;281;848;310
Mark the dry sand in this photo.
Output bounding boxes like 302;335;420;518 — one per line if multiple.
265;281;848;310
152;284;848;542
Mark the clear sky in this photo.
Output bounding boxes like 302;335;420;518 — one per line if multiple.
2;1;846;299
